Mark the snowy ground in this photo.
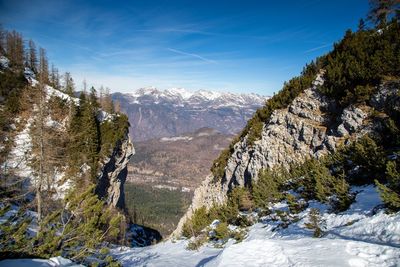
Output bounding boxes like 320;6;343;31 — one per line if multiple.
111;185;400;267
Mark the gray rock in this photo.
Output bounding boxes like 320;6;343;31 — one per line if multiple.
95;134;135;209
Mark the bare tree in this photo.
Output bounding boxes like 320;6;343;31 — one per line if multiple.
28;39;38;73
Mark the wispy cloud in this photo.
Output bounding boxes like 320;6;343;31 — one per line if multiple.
167;48;217;64
304;43;332;53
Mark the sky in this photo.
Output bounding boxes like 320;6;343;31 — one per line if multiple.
0;0;369;95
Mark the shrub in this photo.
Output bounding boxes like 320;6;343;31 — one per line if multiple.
304;208;325;238
252;168;285;208
182;207;211;238
214;222;230;240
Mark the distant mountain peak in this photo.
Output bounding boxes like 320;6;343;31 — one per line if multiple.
112;88;269;141
126;87;268;108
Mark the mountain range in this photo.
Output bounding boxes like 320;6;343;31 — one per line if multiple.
112;87;268;141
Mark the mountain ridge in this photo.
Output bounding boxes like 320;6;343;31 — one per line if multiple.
112;88;269;141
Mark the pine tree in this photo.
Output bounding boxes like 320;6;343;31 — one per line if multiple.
368;0;400;26
63;72;75;96
82;89;100;180
304;208;325;238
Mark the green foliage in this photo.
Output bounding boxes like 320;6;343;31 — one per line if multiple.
99;113;130;157
304;208;325;238
376;180;400;212
375;155;400;212
214;222;230;240
33;186;123;261
229;187;253;211
252;168;285;208
286;194;307;214
320;21;400;106
182;207;212;238
124;183;191;237
328;135;386;185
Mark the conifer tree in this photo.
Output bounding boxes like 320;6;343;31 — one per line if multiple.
368;0;400;26
63;72;75;96
82;88;100;180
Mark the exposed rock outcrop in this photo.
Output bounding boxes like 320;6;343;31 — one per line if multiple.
173;73;393;237
96;134;135;210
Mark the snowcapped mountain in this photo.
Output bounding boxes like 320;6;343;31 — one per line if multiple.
112;87;268;141
127;87;266;108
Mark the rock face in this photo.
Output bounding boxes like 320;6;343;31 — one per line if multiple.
173;73;392;237
96;134;135;210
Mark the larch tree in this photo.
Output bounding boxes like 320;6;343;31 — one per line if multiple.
28;39;38;73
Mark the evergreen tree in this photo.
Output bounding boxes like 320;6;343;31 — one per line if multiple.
63;72;75;96
368;0;400;26
82;89;100;180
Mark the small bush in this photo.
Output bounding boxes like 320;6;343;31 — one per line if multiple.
186;234;208;250
214;222;230;240
304;208;326;238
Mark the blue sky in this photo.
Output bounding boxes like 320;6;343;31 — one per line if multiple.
0;0;369;95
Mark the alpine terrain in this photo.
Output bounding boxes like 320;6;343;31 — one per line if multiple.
1;1;400;267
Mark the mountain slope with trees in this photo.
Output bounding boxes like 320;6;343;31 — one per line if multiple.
0;27;134;265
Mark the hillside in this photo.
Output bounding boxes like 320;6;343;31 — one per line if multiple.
112;88;268;141
0;29;134;265
167;14;400;267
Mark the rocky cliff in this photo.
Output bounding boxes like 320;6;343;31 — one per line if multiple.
96;134;135;209
173;73;395;237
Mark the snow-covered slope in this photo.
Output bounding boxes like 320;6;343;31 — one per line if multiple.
111;185;400;267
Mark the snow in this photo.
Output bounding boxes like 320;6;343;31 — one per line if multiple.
160;136;193;142
5;118;34;178
0;257;84;267
0;55;9;69
44;85;79;105
111;185;400;266
128;87;268;108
